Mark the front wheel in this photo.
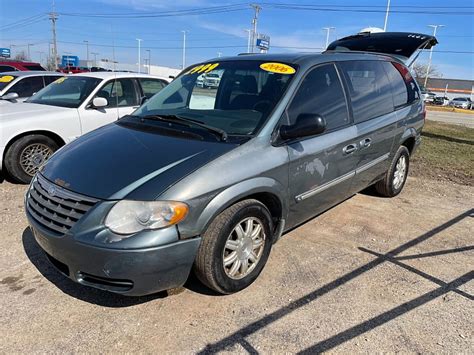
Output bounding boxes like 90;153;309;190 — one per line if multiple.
375;146;410;197
4;135;59;184
193;199;273;294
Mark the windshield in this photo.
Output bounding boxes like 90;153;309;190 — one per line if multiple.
27;76;102;108
134;60;297;136
0;74;18;91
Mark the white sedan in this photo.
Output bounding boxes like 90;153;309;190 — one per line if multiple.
0;71;65;104
0;72;169;183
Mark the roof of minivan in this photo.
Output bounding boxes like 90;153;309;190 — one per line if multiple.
204;51;400;66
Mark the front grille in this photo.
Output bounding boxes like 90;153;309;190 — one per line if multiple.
26;174;99;235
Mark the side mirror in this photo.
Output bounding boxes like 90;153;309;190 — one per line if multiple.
1;92;19;101
92;97;108;108
280;113;326;140
140;96;148;105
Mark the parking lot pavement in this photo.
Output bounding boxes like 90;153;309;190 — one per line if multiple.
1;177;473;353
426;110;474;128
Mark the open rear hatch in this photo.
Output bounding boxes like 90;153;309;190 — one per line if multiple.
326;32;438;63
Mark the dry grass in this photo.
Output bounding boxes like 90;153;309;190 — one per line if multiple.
411;120;474;186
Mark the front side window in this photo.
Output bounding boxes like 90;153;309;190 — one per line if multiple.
96;79;139;108
134;60;296;136
287;63;349;131
338;60;394;123
139;78;166;99
7;76;44;97
27;76;102;108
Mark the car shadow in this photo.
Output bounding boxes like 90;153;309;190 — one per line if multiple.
22;227;168;307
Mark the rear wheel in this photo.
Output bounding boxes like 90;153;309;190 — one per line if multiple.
4;135;59;184
375;146;410;197
194;199;273;294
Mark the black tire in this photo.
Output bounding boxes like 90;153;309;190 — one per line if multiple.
4;135;59;184
194;199;274;294
375;146;410;197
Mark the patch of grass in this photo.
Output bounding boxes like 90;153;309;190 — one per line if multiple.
411;121;474;186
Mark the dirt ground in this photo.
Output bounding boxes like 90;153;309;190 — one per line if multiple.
0;174;472;353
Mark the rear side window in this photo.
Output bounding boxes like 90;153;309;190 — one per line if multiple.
338;60;393;123
0;65;16;73
7;76;44;97
287;63;349;131
44;76;64;85
24;65;45;71
389;62;419;105
139;78;166;99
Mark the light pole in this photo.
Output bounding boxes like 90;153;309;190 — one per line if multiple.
37;51;45;65
217;52;222;58
84;40;89;68
146;49;151;74
136;38;142;73
383;0;391;31
424;24;445;88
91;52;99;67
244;29;251;52
323;27;335;49
27;43;34;60
181;30;187;69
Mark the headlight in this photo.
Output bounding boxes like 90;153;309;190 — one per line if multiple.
105;200;189;235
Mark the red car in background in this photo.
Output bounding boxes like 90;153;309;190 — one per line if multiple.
57;66;90;74
0;60;46;72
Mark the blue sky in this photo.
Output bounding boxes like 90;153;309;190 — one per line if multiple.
1;0;473;79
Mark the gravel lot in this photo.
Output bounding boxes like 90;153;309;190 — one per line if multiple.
426;110;474;128
1;176;473;353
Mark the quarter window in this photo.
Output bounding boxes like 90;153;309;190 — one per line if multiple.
338;60;394;123
287;63;349;131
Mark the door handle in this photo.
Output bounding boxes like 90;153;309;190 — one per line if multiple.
360;138;372;148
343;143;358;154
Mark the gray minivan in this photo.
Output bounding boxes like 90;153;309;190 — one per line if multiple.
25;32;437;296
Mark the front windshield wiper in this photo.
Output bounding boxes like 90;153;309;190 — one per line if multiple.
137;114;228;141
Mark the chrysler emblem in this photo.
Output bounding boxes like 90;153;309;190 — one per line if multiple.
47;186;57;197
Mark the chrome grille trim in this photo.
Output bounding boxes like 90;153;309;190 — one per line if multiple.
26;174;99;234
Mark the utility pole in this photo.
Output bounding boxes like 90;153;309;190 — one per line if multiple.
91;52;99;67
250;4;261;53
323;27;335;49
383;0;391;32
49;0;58;69
136;38;142;73
424;24;445;88
146;49;151;74
181;30;187;69
244;29;251;52
84;40;89;68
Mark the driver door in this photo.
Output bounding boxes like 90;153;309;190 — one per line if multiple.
285;63;359;229
79;78;140;134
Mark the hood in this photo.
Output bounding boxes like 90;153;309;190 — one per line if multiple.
0;102;70;123
40;121;240;200
327;32;438;62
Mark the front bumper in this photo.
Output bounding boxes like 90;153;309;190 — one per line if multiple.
26;210;201;296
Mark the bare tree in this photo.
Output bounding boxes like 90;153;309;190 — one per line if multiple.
13;50;27;61
411;62;443;80
44;56;56;71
